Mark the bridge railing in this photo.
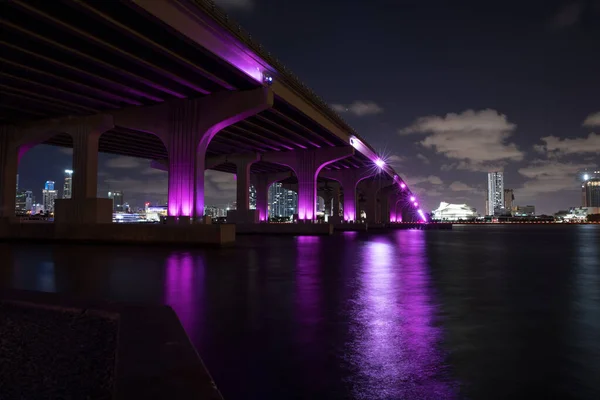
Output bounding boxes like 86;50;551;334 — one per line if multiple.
192;1;375;154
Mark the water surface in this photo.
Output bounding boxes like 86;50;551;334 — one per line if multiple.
1;225;599;399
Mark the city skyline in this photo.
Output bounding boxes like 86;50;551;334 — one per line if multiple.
14;0;600;214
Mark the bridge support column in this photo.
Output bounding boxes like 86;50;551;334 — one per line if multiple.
55;115;114;224
320;167;374;222
159;88;272;222
263;146;353;221
0;127;18;220
251;171;293;222
378;185;397;224
227;154;260;223
360;180;381;224
332;183;341;223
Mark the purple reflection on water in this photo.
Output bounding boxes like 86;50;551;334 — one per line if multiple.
295;236;322;345
164;252;202;341
349;233;456;399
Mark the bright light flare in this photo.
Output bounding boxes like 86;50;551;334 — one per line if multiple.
375;158;385;168
400;183;406;189
410;196;415;202
417;209;427;222
414;202;418;207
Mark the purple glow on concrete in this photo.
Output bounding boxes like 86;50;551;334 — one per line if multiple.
375;158;385;168
400;183;406;189
295;236;322;344
168;157;195;217
164;252;201;341
410;196;415;202
389;201;398;222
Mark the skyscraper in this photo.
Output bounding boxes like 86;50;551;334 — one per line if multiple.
42;181;58;213
249;185;256;209
268;183;298;218
486;172;504;216
63;169;73;199
582;174;600;207
504;188;514;210
108;190;124;211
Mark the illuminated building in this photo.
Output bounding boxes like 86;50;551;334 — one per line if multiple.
108;190;124;211
268;183;298;218
15;190;33;213
249;185;256;209
63;169;73;199
431;202;477;220
512;205;535;217
504;188;514;210
486;171;504;216
582;171;600;207
42;181;58;213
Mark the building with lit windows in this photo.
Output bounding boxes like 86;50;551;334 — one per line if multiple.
108;190;124;211
42;181;58;213
63;169;73;199
504;188;514;210
15;190;33;213
432;202;477;220
581;171;600;207
486;171;504;216
268;183;297;218
249;185;256;209
512;205;535;217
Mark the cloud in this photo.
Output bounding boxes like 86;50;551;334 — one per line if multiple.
405;175;443;186
416;153;430;164
105;156;145;169
534;133;600;155
516;159;597;200
213;0;253;10
449;181;475;192
399;109;524;171
331;101;384;117
550;2;584;28
583;111;600;127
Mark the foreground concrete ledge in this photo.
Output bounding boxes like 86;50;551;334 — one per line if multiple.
0;221;235;247
235;222;333;235
0;289;224;400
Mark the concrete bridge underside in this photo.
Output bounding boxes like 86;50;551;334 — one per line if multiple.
0;0;420;237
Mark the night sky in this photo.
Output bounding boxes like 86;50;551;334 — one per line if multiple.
18;0;600;214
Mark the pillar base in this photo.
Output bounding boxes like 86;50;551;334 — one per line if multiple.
54;198;113;224
226;209;258;224
178;216;192;225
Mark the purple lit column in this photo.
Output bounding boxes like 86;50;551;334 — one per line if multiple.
167;102;202;220
233;154;259;216
263;146;354;221
320;167;374;222
164;88;273;221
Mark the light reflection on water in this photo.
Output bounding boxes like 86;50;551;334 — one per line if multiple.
1;225;599;399
347;232;456;399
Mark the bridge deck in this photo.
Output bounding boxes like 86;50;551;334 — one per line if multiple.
0;0;373;175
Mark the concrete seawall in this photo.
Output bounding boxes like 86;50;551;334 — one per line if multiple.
0;220;236;246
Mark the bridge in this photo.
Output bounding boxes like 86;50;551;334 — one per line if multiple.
0;0;422;241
